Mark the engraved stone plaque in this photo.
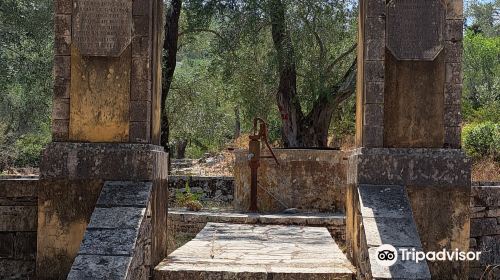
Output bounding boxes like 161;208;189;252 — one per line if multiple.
386;0;445;60
73;0;132;57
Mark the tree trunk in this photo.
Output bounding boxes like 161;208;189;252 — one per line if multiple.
175;139;188;159
234;106;241;139
268;0;356;148
269;0;305;147
160;0;182;150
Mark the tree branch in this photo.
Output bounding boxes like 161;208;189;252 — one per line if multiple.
326;43;357;74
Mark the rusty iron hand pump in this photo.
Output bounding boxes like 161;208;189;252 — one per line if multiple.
248;118;279;212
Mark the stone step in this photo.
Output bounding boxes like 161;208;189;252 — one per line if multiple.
155;222;355;280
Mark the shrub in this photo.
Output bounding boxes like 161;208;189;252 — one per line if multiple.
14;133;50;167
175;180;203;210
462;122;499;160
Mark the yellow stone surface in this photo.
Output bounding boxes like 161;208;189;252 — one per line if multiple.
69;46;130;142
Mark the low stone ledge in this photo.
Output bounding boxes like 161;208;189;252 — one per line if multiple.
68;181;154;280
168;175;234;204
469;185;500;280
40;142;167;181
348;148;470;187
167;209;346;254
349;185;431;280
0;179;38;280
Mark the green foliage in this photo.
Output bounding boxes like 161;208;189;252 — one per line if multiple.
462;122;500;160
462;2;500;125
462;31;500;123
0;0;53;168
465;0;499;37
168;0;358;152
175;180;203;206
14;131;50;167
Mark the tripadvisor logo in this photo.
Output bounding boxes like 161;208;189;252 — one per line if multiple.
375;244;481;267
376;244;398;267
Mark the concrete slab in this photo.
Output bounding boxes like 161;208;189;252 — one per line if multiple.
155;223;355;280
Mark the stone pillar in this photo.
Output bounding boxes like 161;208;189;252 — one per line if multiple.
349;0;470;279
37;0;166;279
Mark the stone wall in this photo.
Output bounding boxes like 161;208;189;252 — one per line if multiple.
470;184;500;279
233;149;348;213
168;176;234;205
0;179;38;279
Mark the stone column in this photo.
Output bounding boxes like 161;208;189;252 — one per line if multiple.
37;0;166;279
348;0;470;279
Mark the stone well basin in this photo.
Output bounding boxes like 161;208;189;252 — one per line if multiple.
233;148;348;213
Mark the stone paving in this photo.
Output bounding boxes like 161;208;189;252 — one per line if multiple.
155;222;355;279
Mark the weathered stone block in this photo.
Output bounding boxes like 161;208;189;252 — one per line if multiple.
471;206;486;213
364;60;384;82
446;63;462;84
477;235;500;265
14;232;36;260
364;82;384;104
444;104;461;127
54;0;72;14
366;0;385;18
54;14;71;37
362;125;383;147
486;208;500;217
0;259;36;280
132;0;151;16
79;229;138;255
358;185;413;219
365;38;385;61
40;143;167;180
471;186;500;207
132;57;151;82
470;218;500;237
53;55;71;81
444;126;461;148
363;217;422;247
130;121;151;143
54;78;70;99
96;181;152;207
131;78;151;101
364;16;384;40
55;35;71;56
0;206;37;232
132;35;151;58
131;57;152;102
445;40;462;63
444;83;462;105
130;100;151;122
133;15;151;37
51;119;69;141
88;207;146;229
445;19;464;42
0;179;38;202
363;103;383;126
0;233;14;258
349;148;471;187
67;255;131;280
52;98;70;120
